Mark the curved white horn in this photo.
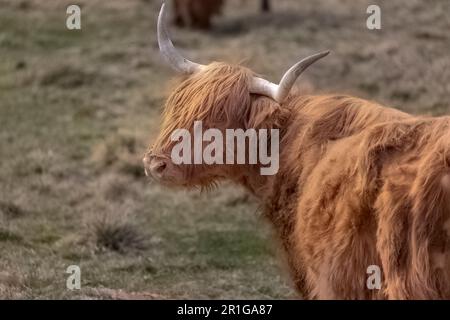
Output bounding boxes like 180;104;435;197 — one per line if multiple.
250;51;330;103
157;3;203;74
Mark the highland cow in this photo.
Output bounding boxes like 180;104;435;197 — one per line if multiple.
143;4;450;299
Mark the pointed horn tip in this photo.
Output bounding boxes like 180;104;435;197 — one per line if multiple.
302;50;330;65
319;50;331;57
158;3;167;23
311;50;330;60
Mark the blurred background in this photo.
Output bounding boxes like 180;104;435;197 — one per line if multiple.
0;0;449;299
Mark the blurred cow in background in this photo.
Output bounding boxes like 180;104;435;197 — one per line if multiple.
173;0;271;29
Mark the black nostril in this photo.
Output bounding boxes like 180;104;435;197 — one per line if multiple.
155;162;166;173
149;160;167;177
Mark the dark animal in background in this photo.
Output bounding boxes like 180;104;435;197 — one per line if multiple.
145;4;450;299
173;0;224;29
261;0;270;12
173;0;271;29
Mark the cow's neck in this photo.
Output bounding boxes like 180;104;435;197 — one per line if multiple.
230;100;302;248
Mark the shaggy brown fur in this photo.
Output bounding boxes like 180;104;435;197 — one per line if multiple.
146;62;450;299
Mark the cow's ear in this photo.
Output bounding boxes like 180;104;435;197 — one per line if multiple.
245;96;283;130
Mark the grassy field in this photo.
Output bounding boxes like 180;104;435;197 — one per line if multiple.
0;0;449;299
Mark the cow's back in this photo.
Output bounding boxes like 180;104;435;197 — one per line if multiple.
278;95;450;299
